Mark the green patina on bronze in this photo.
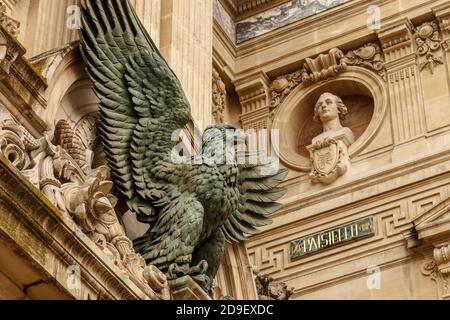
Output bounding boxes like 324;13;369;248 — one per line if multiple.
78;0;288;294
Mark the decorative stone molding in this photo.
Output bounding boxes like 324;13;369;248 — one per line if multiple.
221;0;279;17
0;1;19;37
212;67;226;124
341;43;386;81
0;25;47;136
0;118;171;300
308;134;351;184
421;242;450;300
270;45;386;111
0;27;23;80
413;21;444;74
433;4;450;52
377;19;426;143
235;71;272;131
271;68;307;110
408;193;450;300
253;267;293;300
302;48;347;84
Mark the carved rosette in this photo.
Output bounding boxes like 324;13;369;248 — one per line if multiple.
0;118;171;300
414;21;445;74
308;136;348;185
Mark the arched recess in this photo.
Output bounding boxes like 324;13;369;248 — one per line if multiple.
272;66;389;172
41;45;90;128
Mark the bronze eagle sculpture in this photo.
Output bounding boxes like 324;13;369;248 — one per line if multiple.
78;0;288;294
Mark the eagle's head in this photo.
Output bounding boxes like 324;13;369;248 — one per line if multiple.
201;124;247;165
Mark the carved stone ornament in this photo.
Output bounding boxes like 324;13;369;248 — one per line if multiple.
253;267;294;300
0;27;24;80
414;21;444;74
421;242;450;300
0;1;20;37
341;43;387;81
270;45;386;110
78;0;288;296
0;118;171;300
212;68;226;124
308;135;350;184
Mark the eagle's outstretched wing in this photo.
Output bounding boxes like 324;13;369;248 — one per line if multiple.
79;0;192;223
221;157;288;242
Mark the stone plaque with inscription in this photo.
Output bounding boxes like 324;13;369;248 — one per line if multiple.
290;216;375;259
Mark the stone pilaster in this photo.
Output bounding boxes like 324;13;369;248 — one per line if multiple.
377;19;426;144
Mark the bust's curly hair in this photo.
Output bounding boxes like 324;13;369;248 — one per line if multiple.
313;93;348;122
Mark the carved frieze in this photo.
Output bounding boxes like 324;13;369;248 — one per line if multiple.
0;118;170;300
413;21;444;74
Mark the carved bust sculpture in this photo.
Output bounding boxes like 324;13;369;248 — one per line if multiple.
313;92;355;144
308;93;354;184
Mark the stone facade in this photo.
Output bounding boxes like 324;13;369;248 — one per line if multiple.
213;0;450;300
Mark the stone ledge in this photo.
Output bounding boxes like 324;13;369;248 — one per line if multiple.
169;276;211;300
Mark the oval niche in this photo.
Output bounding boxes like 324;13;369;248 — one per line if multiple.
273;67;388;171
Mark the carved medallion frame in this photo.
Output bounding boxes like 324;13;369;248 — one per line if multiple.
272;66;388;172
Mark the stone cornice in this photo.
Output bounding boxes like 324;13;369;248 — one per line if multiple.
221;0;289;20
